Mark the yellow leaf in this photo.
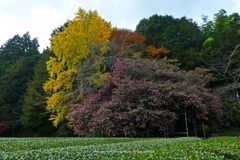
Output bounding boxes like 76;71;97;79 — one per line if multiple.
43;8;112;126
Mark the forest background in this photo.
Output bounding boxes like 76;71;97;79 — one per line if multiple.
0;8;239;137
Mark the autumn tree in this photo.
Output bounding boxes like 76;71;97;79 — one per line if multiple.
43;8;112;127
109;29;146;57
69;55;221;137
144;45;170;59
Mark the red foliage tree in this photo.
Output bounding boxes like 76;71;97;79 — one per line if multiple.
146;45;170;59
69;56;221;137
109;29;146;56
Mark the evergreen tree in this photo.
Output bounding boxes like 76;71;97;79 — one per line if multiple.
0;32;39;136
21;49;57;136
136;15;203;70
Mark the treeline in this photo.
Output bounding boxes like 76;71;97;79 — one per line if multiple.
0;8;239;137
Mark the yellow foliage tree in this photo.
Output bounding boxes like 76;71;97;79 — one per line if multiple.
43;8;112;126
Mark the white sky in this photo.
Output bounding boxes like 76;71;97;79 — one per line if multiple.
0;0;240;52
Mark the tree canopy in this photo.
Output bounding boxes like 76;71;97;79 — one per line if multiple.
0;32;40;136
136;15;203;69
200;10;240;127
43;8;112;126
69;56;221;137
21;49;57;136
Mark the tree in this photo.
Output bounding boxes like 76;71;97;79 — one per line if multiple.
21;49;57;136
200;10;240;128
43;8;112;127
0;32;39;136
209;43;240;127
69;55;221;137
109;29;146;57
144;45;170;59
201;9;240;59
136;15;203;69
69;44;112;102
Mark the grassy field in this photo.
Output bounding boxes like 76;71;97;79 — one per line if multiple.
0;136;239;159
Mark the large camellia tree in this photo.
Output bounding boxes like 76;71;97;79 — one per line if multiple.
69;55;221;137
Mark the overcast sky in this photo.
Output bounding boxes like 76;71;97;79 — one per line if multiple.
0;0;240;52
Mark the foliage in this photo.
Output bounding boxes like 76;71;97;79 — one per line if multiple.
0;137;239;159
21;49;57;136
0;32;40;136
43;8;112;127
201;10;240;128
136;15;203;69
201;9;240;60
221;101;240;127
50;22;69;38
70;44;112;102
69;56;221;137
109;29;146;57
145;45;170;59
1;8;240;137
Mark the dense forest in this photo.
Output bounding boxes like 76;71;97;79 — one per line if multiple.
0;8;239;137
